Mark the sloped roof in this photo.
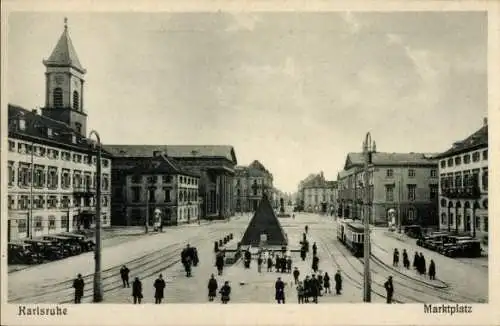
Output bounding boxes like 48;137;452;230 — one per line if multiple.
344;152;438;170
435;124;488;158
43;23;86;73
103;144;237;164
240;194;288;247
127;154;199;177
8;104;112;156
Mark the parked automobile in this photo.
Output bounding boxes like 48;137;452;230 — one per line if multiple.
437;235;474;254
43;235;82;256
59;233;95;252
443;239;482;258
404;225;423;239
8;242;42;265
24;239;65;261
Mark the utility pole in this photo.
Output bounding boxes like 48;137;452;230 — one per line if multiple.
89;130;103;303
145;187;149;234
363;132;375;303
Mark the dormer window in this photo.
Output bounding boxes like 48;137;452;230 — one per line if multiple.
72;134;77;144
47;128;53;138
19;118;26;131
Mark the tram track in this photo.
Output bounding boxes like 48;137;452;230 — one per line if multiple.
10;229;223;304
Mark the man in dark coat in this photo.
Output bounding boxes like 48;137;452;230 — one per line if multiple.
267;255;274;272
303;276;311;303
132;277;143;304
312;255;320;273
428;259;436;280
323;272;331;294
216;252;225;276
293;267;300;284
384;276;394;304
420;253;427;275
286;256;292;273
280;256;287;273
393;249;399;267
310;274;319;303
207;274;218;301
275;277;286;304
300;247;307;261
257;255;263;273
219;281;231;304
317;273;324;296
312;242;318;256
275;254;281;271
120;265;130;288
413;252;419;270
154;274;166;304
334;270;342;295
73;273;84;304
402;249;410;269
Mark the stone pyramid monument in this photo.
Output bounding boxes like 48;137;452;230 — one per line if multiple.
240;193;288;247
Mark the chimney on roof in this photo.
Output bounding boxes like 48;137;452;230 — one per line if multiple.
483;117;488;126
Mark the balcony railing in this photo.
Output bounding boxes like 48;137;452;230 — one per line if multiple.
73;185;96;195
442;186;480;199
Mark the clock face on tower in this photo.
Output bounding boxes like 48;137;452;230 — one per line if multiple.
54;74;65;85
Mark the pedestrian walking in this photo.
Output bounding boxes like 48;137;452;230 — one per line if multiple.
216;251;225;276
305;225;309;234
208;274;218;301
300;246;307;261
428;259;436;280
413;252;419;270
257;255;263;273
310;274;320;303
317;273;324;296
323;272;331;294
73;273;84;304
120;265;130;288
275;277;286;304
280;256;287;273
154;274;166;304
420;253;427;275
132;277;143;304
334;270;342;295
286;256;292;273
384;276;394;304
267;255;274;272
184;257;193;277
219;281;231;304
293;267;300;284
393;249;399;267
312;242;318;256
312;255;319;273
303;275;311;303
402;249;410;269
296;281;305;304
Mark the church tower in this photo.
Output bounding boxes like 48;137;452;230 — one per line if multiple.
41;18;87;136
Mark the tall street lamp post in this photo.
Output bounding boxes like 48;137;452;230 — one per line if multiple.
362;132;376;302
88;130;103;303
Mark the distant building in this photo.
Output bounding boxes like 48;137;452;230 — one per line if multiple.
122;153;200;226
337;152;439;227
300;172;338;214
435;118;488;239
7;21;112;240
103;145;237;225
233;160;274;212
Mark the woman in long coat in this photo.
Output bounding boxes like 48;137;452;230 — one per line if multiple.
219;281;231;304
428;259;436;280
207;274;218;301
154;274;166;304
323;272;331;294
132;277;143;304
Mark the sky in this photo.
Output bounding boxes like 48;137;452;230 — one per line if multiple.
6;12;487;193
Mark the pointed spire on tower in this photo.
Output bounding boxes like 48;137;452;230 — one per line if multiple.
43;18;86;74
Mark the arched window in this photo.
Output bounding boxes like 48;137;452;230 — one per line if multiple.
53;88;63;107
440;199;447;207
73;91;80;110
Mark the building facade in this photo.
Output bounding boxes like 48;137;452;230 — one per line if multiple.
104;145;237;225
337;152;439;227
233;160;274;212
7;21;112;241
436;118;488;240
300;172;338;214
122;153;200;226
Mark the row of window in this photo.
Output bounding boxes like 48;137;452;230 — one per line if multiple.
384;184;438;202
8;140;110;167
439;213;488;232
306;195;336;203
440;198;488;209
386;168;437;178
440;168;488;191
440;150;487;169
130;187;199;203
7;194;109;210
130;174;198;186
8;162;110;190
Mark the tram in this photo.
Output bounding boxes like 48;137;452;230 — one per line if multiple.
337;219;365;257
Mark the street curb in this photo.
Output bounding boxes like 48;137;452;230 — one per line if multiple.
370;253;448;289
